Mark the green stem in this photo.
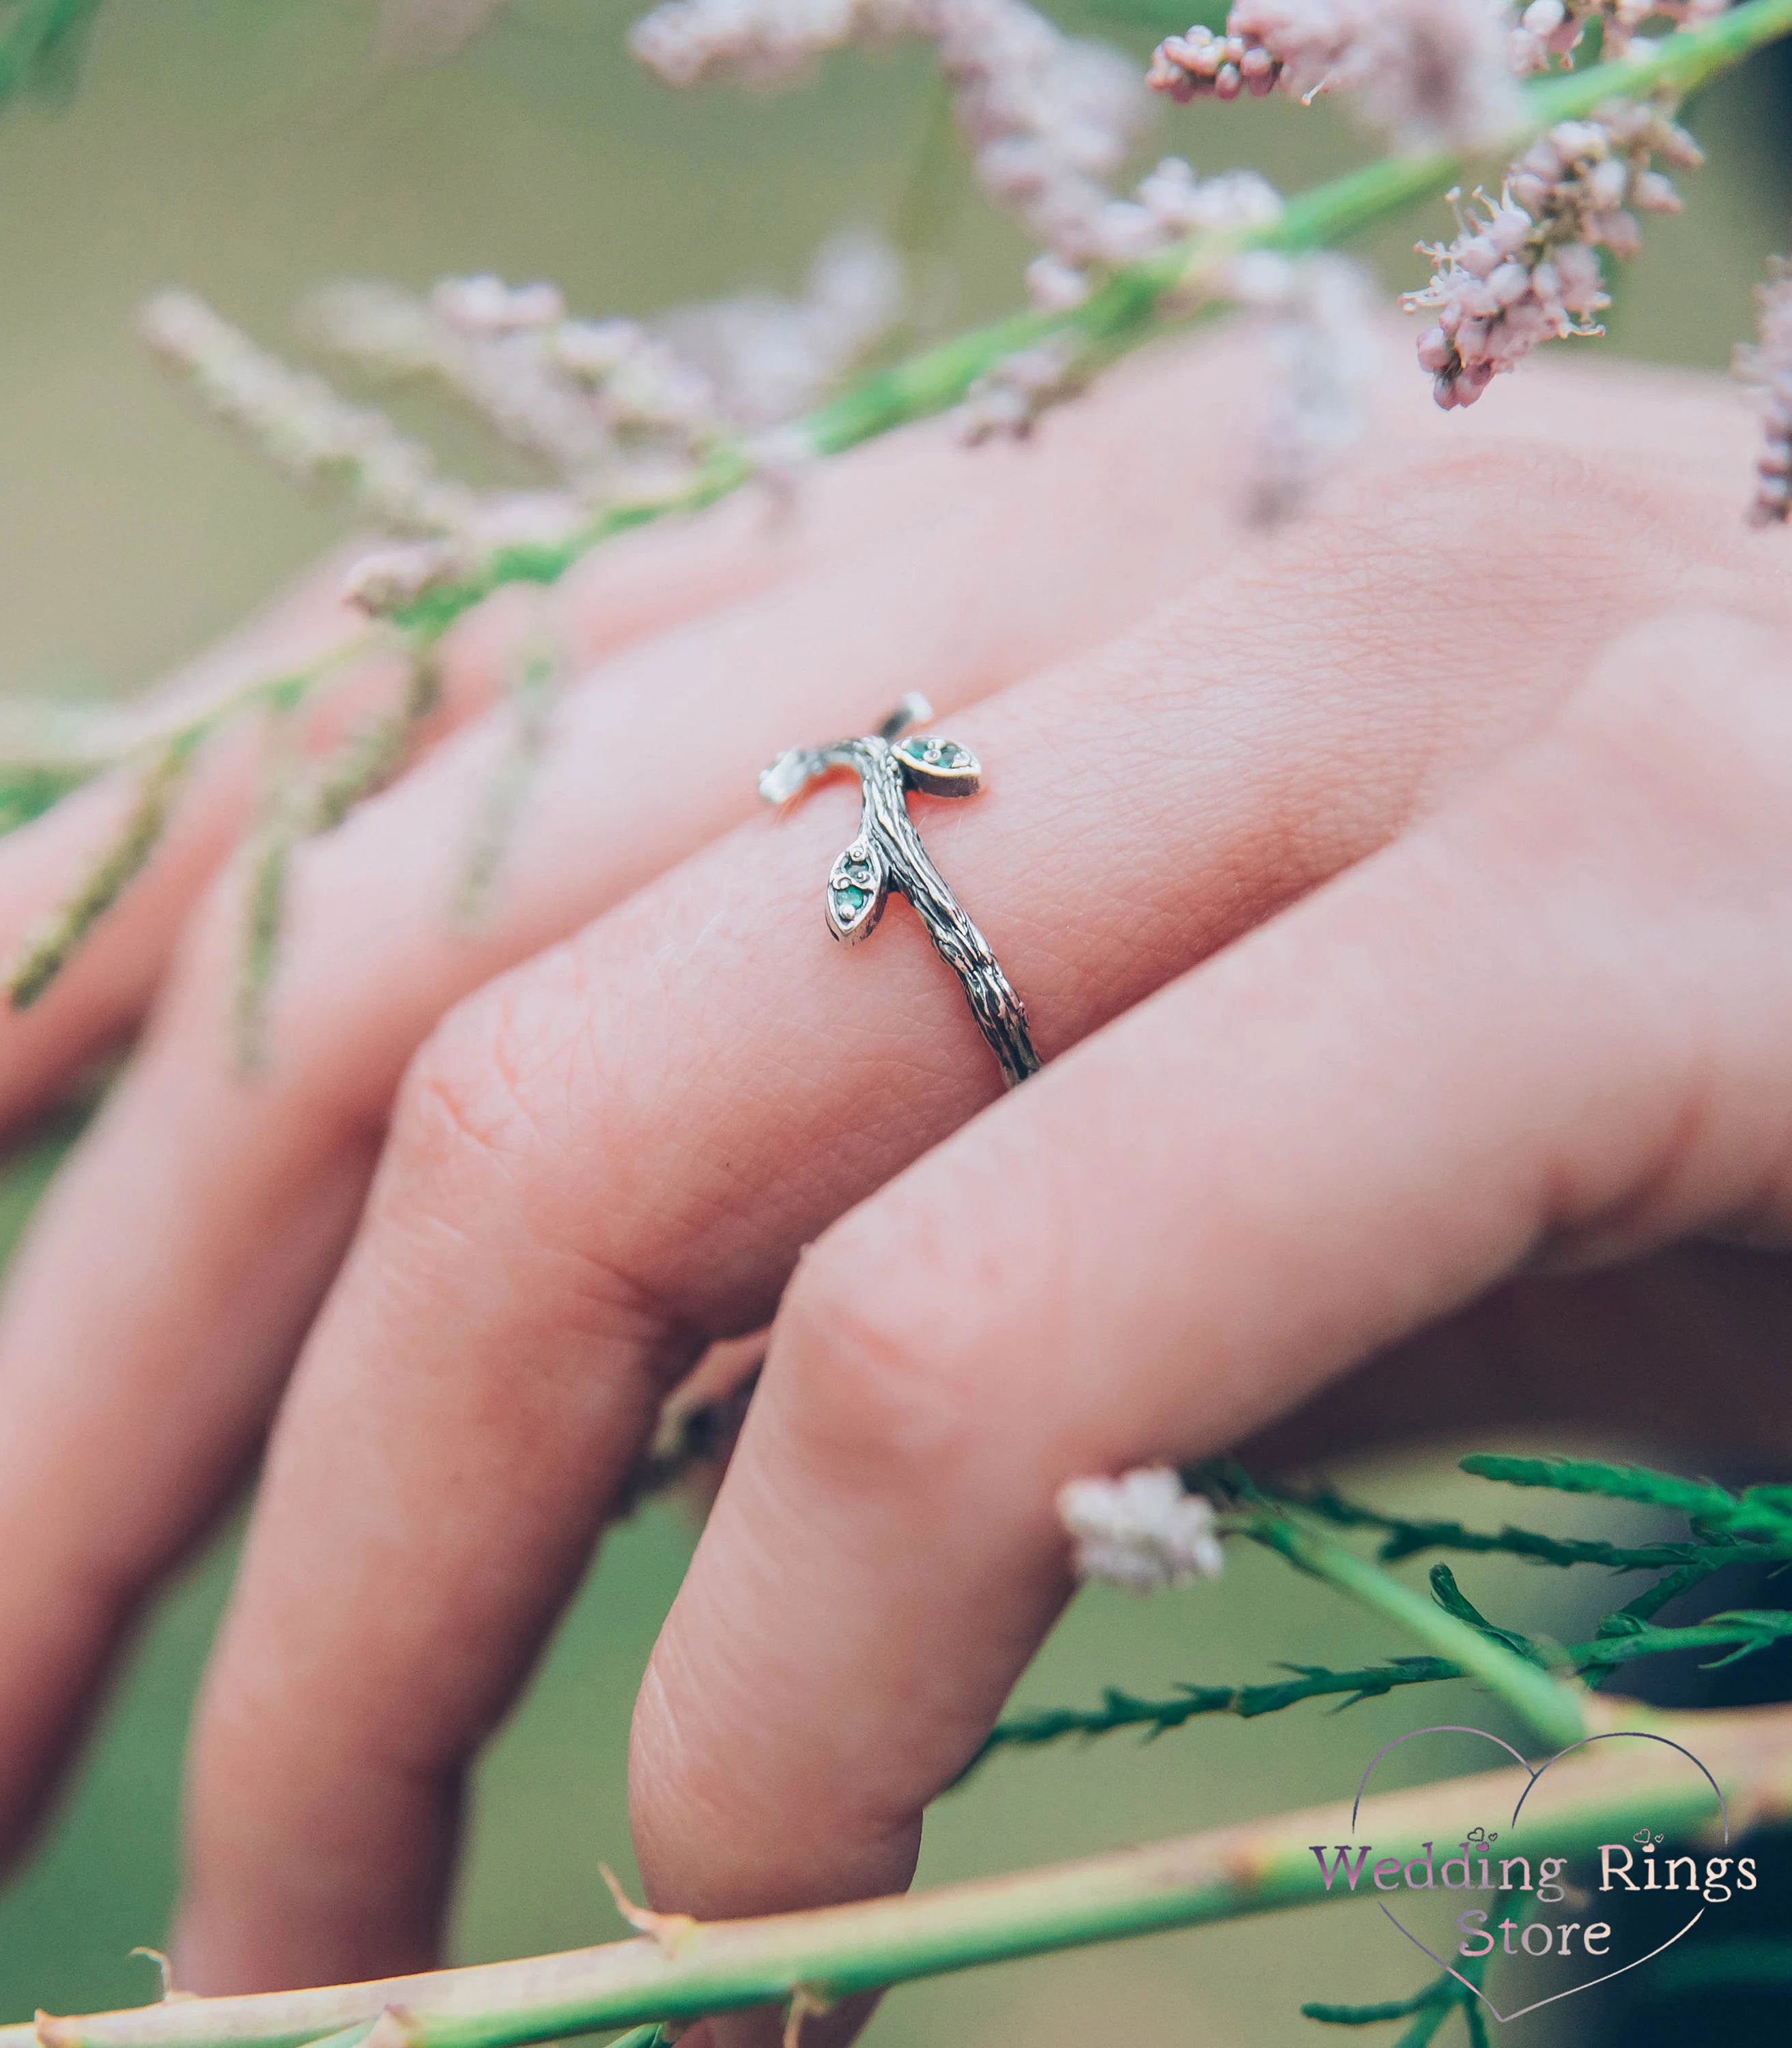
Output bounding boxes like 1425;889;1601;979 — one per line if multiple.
15;0;1792;780
390;0;1792;644
1247;1513;1591;1752
0;0;93;109
9;0;1792;993
1274;1481;1759;1572
9;1703;1783;2048
974;1615;1792;1761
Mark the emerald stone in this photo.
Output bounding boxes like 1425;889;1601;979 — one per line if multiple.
836;884;866;911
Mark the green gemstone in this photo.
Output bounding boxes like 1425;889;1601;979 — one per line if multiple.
836;884;866;911
936;743;960;765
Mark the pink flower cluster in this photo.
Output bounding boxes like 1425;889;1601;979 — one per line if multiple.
1739;261;1792;528
146;237;905;616
1148;0;1520;148
1509;0;1726;76
1402;104;1699;410
631;0;1152;276
629;0;908;85
956;332;1087;440
138;289;479;537
1023;157;1283;311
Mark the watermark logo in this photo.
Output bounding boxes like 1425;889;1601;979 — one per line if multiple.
1310;1725;1750;2023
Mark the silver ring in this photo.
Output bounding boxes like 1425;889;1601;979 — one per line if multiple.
759;694;1041;1089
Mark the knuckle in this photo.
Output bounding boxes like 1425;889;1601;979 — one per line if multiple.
381;950;683;1367
394;946;583;1176
395;1001;534;1178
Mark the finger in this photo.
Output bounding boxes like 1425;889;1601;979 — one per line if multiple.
626;608;1792;2047
0;554;395;1123
167;380;1787;1991
0;342;1274;1886
0;392;1005;1129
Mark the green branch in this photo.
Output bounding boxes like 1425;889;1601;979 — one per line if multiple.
5;736;197;1008
8;0;1792;1005
1280;1483;1757;1573
1460;1453;1792;1544
1245;1512;1591;1752
973;1612;1792;1761
1303;1983;1454;2026
393;0;1792;644
1303;1948;1493;2038
5;1703;1782;2048
971;1658;1462;1756
0;0;98;114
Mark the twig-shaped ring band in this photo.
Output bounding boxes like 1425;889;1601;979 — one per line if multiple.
759;694;1041;1089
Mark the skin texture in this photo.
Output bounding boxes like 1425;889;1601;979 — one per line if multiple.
0;324;1790;2046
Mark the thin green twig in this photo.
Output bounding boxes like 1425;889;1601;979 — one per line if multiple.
1244;1511;1591;1752
1460;1454;1792;1544
972;1612;1792;1761
4;0;1789;1010
0;0;98;112
5;1704;1772;2048
1279;1482;1757;1573
5;735;197;1009
1303;1981;1453;2025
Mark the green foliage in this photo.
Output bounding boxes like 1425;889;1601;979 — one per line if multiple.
0;760;94;838
455;642;558;924
0;0;101;118
1459;1452;1792;1543
1303;1946;1494;2045
968;1655;1462;1759
310;663;440;836
1303;1985;1453;2025
973;1613;1792;1761
1240;1504;1591;1750
236;801;293;1074
977;1451;1792;1768
233;661;439;1067
1285;1482;1735;1573
2;0;1789;1019
5;737;195;1010
1302;1884;1539;2042
1425;1564;1546;1666
1584;1608;1792;1671
1613;1554;1729;1624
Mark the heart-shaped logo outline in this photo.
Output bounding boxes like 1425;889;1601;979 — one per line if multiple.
1348;1724;1729;2024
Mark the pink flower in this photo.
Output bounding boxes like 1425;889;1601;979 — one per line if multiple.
1402;104;1700;410
1150;0;1520;149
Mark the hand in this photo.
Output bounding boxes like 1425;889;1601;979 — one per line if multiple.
0;326;1788;2045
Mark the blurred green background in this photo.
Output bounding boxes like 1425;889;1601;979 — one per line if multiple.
0;5;1789;2043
